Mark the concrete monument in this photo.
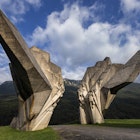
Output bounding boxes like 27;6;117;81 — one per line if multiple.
78;51;140;124
0;10;64;131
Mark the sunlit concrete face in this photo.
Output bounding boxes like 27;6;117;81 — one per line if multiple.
78;51;140;124
0;10;64;131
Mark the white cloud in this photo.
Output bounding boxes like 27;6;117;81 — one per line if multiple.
10;16;24;24
0;0;43;83
0;67;12;84
0;47;9;65
0;0;42;23
121;0;140;13
63;66;86;80
25;0;42;7
27;3;140;80
0;2;140;83
134;74;140;83
0;46;12;83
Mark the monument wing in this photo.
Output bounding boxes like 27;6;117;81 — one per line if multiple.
0;10;64;131
78;51;140;124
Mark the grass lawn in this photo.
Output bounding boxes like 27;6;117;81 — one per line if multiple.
99;119;140;128
0;126;60;140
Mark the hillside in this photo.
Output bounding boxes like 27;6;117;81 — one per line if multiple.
0;126;60;140
50;84;79;124
0;80;140;126
0;81;15;95
105;83;140;119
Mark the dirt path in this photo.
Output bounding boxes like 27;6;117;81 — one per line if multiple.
51;125;140;140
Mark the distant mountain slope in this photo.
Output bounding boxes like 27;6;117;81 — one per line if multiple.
118;83;140;98
64;78;81;87
0;81;16;95
105;83;140;119
0;79;80;95
51;80;140;124
50;84;79;124
0;80;140;126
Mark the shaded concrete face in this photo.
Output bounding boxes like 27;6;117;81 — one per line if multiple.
0;10;64;131
0;36;33;100
78;51;140;124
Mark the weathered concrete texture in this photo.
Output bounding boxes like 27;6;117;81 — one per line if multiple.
78;51;140;124
0;10;64;131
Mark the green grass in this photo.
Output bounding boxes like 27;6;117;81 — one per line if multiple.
99;119;140;128
0;126;60;140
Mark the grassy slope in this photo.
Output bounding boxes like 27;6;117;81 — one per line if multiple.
0;126;60;140
0;95;18;125
1;120;140;140
100;119;140;128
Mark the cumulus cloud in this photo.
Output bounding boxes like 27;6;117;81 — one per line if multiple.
63;66;86;80
25;0;42;7
0;0;42;23
0;46;12;84
0;0;42;83
27;3;140;80
121;0;140;13
0;2;140;83
120;0;140;30
134;74;140;83
0;67;12;84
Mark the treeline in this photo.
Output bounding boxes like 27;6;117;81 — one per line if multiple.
0;95;18;126
0;86;80;126
0;83;140;126
50;86;80;124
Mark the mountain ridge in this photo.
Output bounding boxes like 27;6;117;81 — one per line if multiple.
0;79;81;95
0;79;139;95
0;79;140;126
0;81;15;95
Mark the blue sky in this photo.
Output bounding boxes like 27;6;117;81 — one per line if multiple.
0;0;140;83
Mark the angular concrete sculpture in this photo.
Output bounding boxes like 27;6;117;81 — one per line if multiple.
0;10;64;131
78;51;140;124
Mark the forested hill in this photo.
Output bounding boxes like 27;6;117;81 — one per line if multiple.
0;79;81;95
0;80;140;126
0;81;15;95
